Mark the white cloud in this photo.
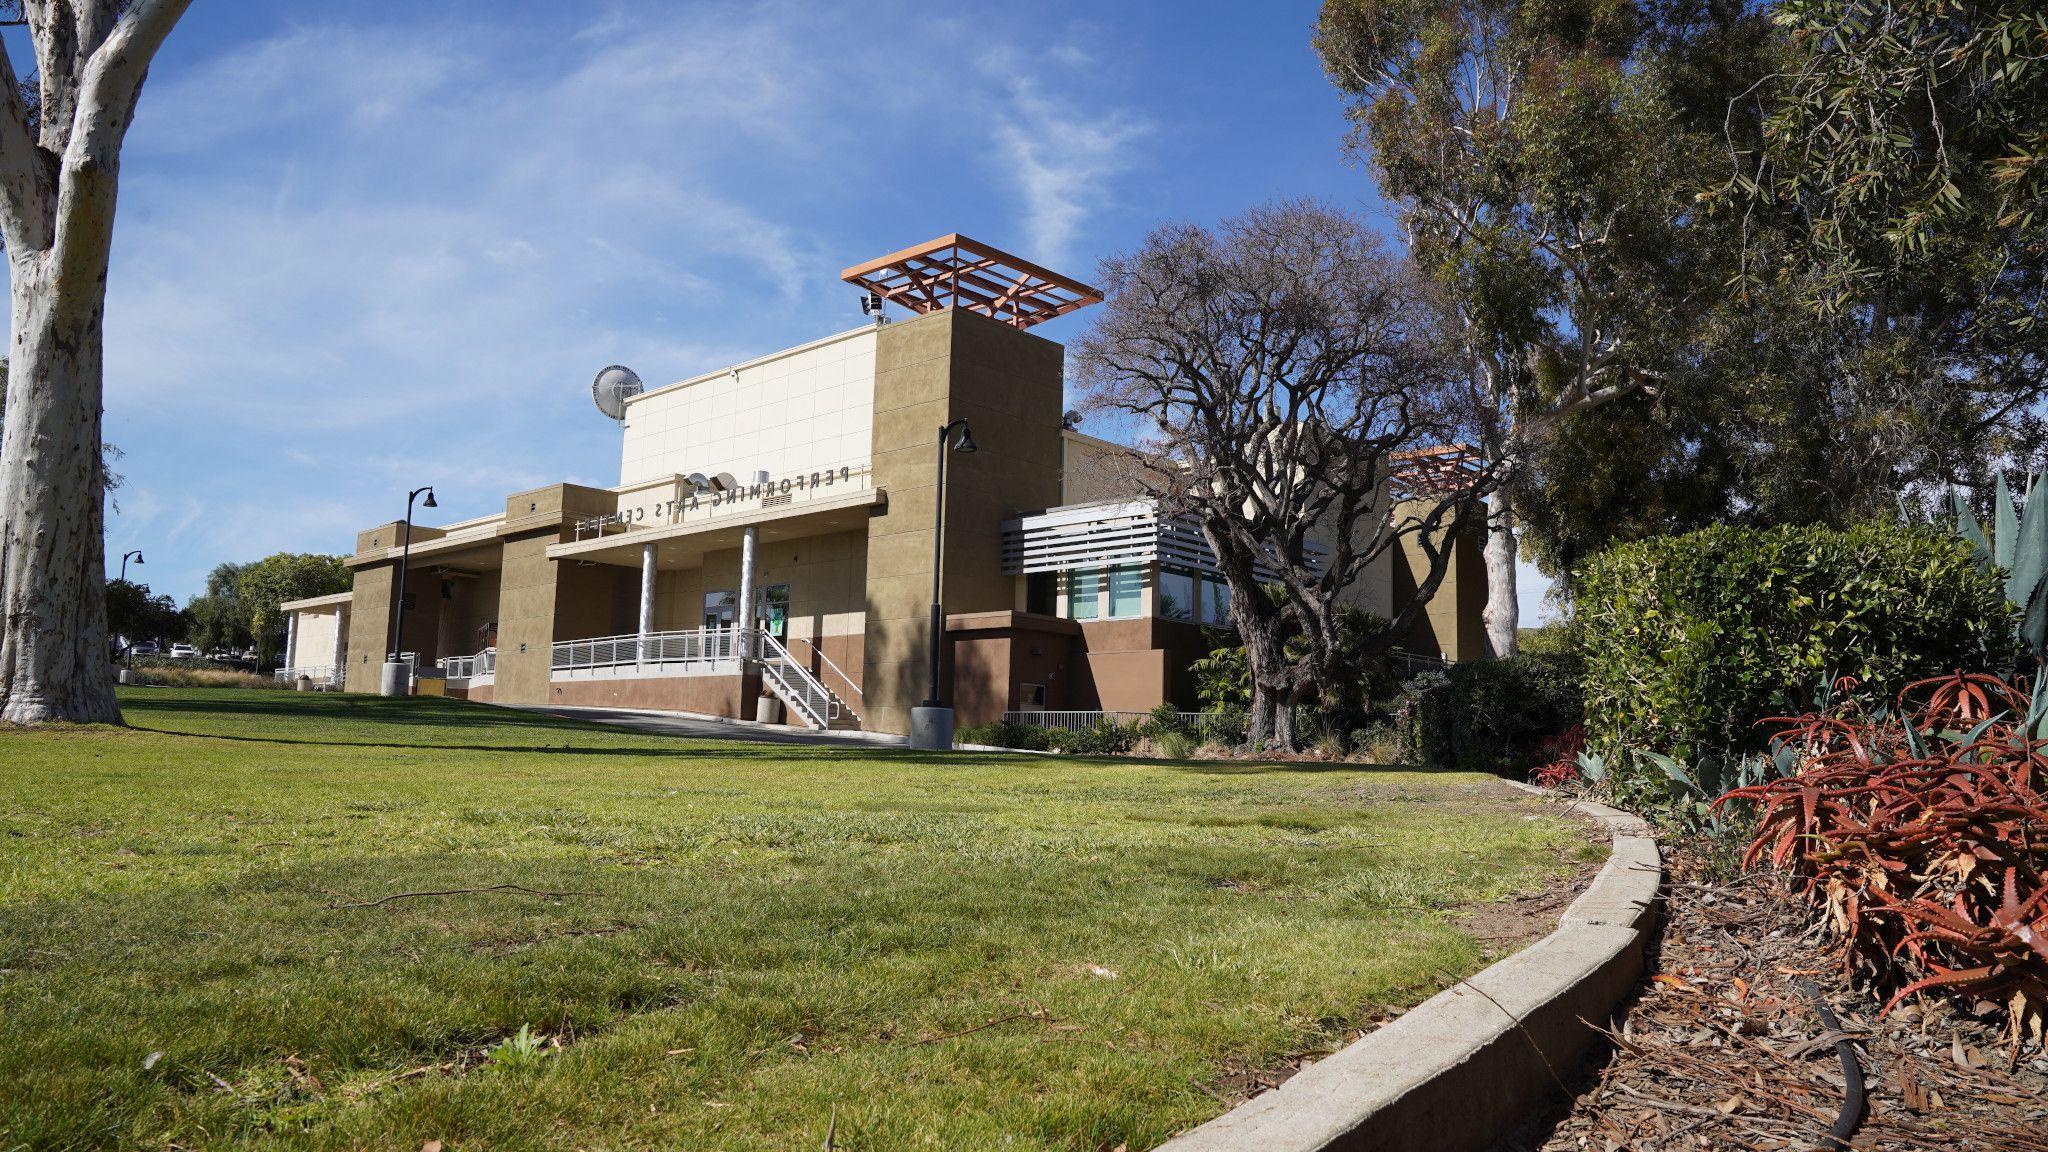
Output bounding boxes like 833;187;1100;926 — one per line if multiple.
68;3;1156;599
985;55;1148;268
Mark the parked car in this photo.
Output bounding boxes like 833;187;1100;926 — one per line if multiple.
169;643;200;660
129;641;159;657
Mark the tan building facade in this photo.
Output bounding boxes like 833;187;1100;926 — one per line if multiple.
280;238;1487;734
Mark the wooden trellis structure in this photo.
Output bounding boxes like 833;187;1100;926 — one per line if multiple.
840;234;1102;330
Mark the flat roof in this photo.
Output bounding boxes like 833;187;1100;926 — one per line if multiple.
281;591;352;612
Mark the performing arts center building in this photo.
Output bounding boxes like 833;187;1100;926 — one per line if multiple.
277;236;1487;737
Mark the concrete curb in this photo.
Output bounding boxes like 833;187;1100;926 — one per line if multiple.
1154;782;1662;1152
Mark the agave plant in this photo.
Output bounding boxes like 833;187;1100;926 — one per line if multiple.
1952;472;2048;655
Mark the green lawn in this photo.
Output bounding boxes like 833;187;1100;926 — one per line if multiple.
0;689;1595;1151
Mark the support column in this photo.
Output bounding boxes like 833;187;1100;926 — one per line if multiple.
331;610;346;685
283;613;298;673
737;525;758;652
638;542;657;666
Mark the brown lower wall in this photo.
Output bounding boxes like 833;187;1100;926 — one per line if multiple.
543;672;757;715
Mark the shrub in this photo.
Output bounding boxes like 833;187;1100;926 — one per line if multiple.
1046;718;1138;756
1143;702;1190;739
955;721;1051;751
1578;522;2017;762
1154;730;1197;760
1397;654;1584;776
1718;673;2048;1038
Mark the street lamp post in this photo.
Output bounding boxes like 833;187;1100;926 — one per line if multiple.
115;551;144;675
910;419;975;750
380;485;437;697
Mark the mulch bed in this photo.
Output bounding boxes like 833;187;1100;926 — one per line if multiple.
1499;849;2048;1151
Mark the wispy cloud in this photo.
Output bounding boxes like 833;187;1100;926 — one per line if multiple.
984;49;1149;268
68;2;1155;599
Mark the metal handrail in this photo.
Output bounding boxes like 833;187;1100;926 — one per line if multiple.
551;626;744;673
443;647;497;680
1003;710;1237;733
757;630;837;729
790;636;861;698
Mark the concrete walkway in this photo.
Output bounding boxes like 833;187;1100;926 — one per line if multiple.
508;703;909;748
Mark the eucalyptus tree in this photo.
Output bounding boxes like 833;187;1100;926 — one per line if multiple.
0;0;191;723
1072;201;1488;750
1314;0;1756;653
1718;0;2048;512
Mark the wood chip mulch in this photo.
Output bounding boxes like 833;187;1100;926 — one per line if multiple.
1496;849;2048;1152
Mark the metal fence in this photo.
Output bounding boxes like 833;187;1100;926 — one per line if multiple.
272;665;340;687
550;627;746;674
443;648;496;680
1002;710;1239;735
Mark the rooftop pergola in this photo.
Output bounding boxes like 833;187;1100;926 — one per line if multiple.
1389;444;1487;501
840;234;1103;330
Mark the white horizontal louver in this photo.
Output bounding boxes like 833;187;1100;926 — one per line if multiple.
1000;500;1322;580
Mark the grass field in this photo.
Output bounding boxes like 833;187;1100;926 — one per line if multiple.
0;689;1597;1151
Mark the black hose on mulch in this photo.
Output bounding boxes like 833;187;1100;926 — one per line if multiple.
1797;978;1866;1151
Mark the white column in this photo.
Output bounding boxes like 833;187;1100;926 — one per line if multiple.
737;524;758;651
331;609;346;684
638;542;657;666
283;613;298;673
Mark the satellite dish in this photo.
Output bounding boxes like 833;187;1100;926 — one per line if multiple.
591;365;644;421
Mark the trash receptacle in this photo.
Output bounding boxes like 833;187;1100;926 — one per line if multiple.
755;694;783;724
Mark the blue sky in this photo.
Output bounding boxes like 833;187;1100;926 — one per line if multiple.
45;0;1551;619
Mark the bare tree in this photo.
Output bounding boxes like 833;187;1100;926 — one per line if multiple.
0;0;190;724
1073;201;1490;750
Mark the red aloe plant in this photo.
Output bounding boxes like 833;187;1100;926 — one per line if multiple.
1716;673;2048;1042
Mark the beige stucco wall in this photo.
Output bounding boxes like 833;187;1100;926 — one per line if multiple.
619;326;878;488
861;308;1067;734
343;564;394;693
1060;431;1143;504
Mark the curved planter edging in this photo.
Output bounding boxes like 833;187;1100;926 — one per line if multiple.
1154;783;1662;1152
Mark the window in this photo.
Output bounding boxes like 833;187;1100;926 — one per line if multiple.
1019;682;1047;711
1025;571;1057;616
1158;568;1195;621
1107;564;1144;618
1067;567;1101;620
758;583;790;639
1200;576;1231;626
703;589;737;628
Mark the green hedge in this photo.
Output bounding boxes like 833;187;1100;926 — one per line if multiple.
1576;522;2017;759
1398;653;1584;775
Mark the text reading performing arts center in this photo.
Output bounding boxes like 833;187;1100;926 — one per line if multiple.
277;236;1488;736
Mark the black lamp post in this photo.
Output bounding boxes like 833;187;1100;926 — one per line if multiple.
921;419;976;710
119;550;143;582
388;485;437;686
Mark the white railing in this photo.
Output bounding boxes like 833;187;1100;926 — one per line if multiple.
757;630;837;729
550;626;746;675
443;648;497;681
547;627;848;730
790;636;861;698
273;665;341;687
1003;710;1237;734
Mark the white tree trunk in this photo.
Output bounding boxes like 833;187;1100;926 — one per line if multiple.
0;251;120;723
1482;492;1519;658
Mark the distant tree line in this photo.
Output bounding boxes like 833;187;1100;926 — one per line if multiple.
106;553;351;665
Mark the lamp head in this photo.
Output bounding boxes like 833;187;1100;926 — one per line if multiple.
134;551;144;564
421;489;438;509
953;423;977;454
